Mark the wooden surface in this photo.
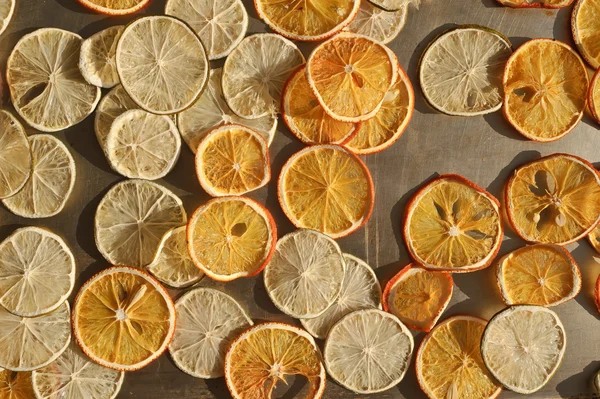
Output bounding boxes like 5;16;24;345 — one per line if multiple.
1;0;600;398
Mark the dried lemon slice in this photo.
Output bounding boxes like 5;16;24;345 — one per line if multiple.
94;179;187;267
369;0;420;11
169;288;252;378
573;0;600;69
105;110;181;180
0;368;33;398
404;174;503;272
0;110;30;199
223;33;305;119
505;154;600;245
503;39;588;142
7;28;101;132
178;68;277;152
116;16;209;115
497;0;573;7
345;2;407;44
0;0;14;36
79;25;124;88
0;302;71;371
76;0;150;15
3;135;76;219
165;0;248;60
94;85;137;149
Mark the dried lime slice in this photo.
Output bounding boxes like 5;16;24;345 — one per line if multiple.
79;25;124;88
345;2;407;44
0;110;30;199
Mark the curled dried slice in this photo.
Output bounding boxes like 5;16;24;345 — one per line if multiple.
79;25;124;88
0;110;30;199
0;368;33;399
573;0;600;69
345;2;407;44
496;0;573;7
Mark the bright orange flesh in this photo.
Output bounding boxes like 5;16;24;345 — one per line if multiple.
0;369;33;399
497;0;573;7
77;0;149;14
573;0;600;68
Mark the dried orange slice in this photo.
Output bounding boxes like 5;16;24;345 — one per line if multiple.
307;32;398;122
278;145;374;238
496;0;573;7
416;315;502;399
77;0;149;14
595;274;600;313
503;39;588;142
382;264;453;332
573;0;600;69
187;197;277;282
496;244;581;307
224;322;326;399
404;174;503;272
589;69;600;123
0;368;33;399
345;66;414;154
254;0;359;41
282;66;358;145
72;267;176;371
505;153;600;245
589;225;600;253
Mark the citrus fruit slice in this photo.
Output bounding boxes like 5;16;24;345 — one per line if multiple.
187;197;276;282
224;322;326;399
6;28;101;132
32;343;124;399
589;225;600;253
368;0;420;11
94;85;137;149
0;227;75;317
416;315;502;399
195;125;270;197
72;267;176;371
278;145;374;238
178;68;277;152
0;0;14;36
324;309;413;394
419;25;512;116
0;302;71;371
505;154;600;245
223;33;305;119
165;0;248;60
496;0;573;7
3;135;76;219
94;179;187;267
481;305;566;394
0;110;30;199
345;2;407;44
264;229;345;318
105;109;181;180
0;368;33;399
301;254;382;339
307;32;398;122
146;226;203;288
345;66;414;154
573;0;600;69
589;69;600;123
503;39;588;142
382;264;453;332
169;288;253;378
79;25;124;88
595;274;600;313
116;16;209;115
282;66;358;145
404;174;503;272
76;0;150;15
254;0;360;41
496;244;581;307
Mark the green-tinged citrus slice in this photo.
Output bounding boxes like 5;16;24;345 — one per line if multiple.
0;110;30;199
345;2;407;44
79;25;124;88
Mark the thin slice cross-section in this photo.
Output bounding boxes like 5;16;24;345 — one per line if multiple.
146;226;204;288
382;264;453;332
6;28;101;132
76;0;150;15
589;69;600;123
223;33;305;119
106;109;181;180
282;66;358;145
505;153;600;245
497;0;573;7
32;343;124;399
94;179;187;267
324;309;413;394
195;125;270;197
420;25;512;116
72;267;176;371
481;305;566;394
0;227;75;317
368;0;421;11
278;145;374;239
224;322;326;399
254;0;360;41
307;32;398;122
3;135;76;219
0;0;14;36
589;224;600;254
346;66;414;154
0;110;30;199
187;197;276;282
0;302;71;371
116;16;209;115
301;254;382;339
503;39;588;142
345;2;407;44
0;368;33;399
263;229;345;319
573;0;600;69
169;288;253;378
404;174;503;272
165;0;248;60
178;68;277;152
79;25;124;88
595;274;600;313
94;85;138;149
